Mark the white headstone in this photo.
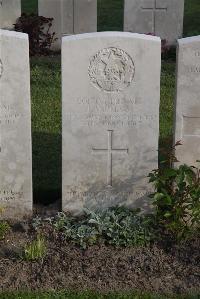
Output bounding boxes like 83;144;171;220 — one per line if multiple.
175;36;200;166
0;30;32;219
62;32;161;214
38;0;97;51
0;0;21;30
124;0;184;45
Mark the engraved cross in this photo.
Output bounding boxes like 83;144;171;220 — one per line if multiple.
92;130;128;187
141;0;167;34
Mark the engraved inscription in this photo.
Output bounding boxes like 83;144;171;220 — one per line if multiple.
0;59;3;79
66;112;157;128
66;95;157;128
187;66;200;73
0;189;23;202
0;104;21;125
88;47;135;93
92;130;128;186
65;189;152;200
77;97;137;113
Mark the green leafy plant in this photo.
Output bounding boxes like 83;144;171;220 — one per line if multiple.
53;212;99;249
31;216;43;231
53;208;155;248
15;13;57;56
87;207;155;247
32;215;54;231
24;234;47;261
149;141;200;240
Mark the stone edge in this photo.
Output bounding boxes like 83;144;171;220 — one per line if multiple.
178;35;200;45
62;31;161;43
0;29;28;40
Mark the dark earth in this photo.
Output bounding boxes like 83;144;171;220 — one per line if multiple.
0;204;199;295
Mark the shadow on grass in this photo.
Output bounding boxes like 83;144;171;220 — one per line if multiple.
32;132;61;205
159;135;174;168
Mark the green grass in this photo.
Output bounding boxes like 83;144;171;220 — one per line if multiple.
0;292;199;299
30;57;61;203
0;221;10;240
23;234;46;261
20;0;200;201
98;0;124;31
184;0;200;37
160;62;176;141
21;0;37;14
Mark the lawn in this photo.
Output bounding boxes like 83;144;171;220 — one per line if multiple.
21;0;37;14
20;0;200;203
0;291;199;299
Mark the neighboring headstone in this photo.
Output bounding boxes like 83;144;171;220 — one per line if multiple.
0;0;21;30
0;30;32;219
73;0;97;34
38;0;97;51
62;32;161;214
174;36;200;166
124;0;185;45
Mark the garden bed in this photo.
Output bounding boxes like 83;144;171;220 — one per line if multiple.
0;212;199;295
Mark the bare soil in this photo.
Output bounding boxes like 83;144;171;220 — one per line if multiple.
0;209;199;295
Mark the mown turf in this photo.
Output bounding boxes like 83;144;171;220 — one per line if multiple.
21;0;37;14
0;292;199;299
20;0;200;200
184;0;200;37
30;57;61;203
98;0;124;31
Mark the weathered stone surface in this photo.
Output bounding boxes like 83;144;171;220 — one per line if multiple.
0;30;32;219
0;0;21;30
174;36;200;166
124;0;184;45
38;0;97;50
62;32;161;214
73;0;97;34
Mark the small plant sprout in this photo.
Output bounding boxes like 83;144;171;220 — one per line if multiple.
0;207;10;240
24;234;47;261
0;221;10;240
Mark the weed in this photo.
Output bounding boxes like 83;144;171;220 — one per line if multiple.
0;221;10;240
0;208;10;240
24;234;46;261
